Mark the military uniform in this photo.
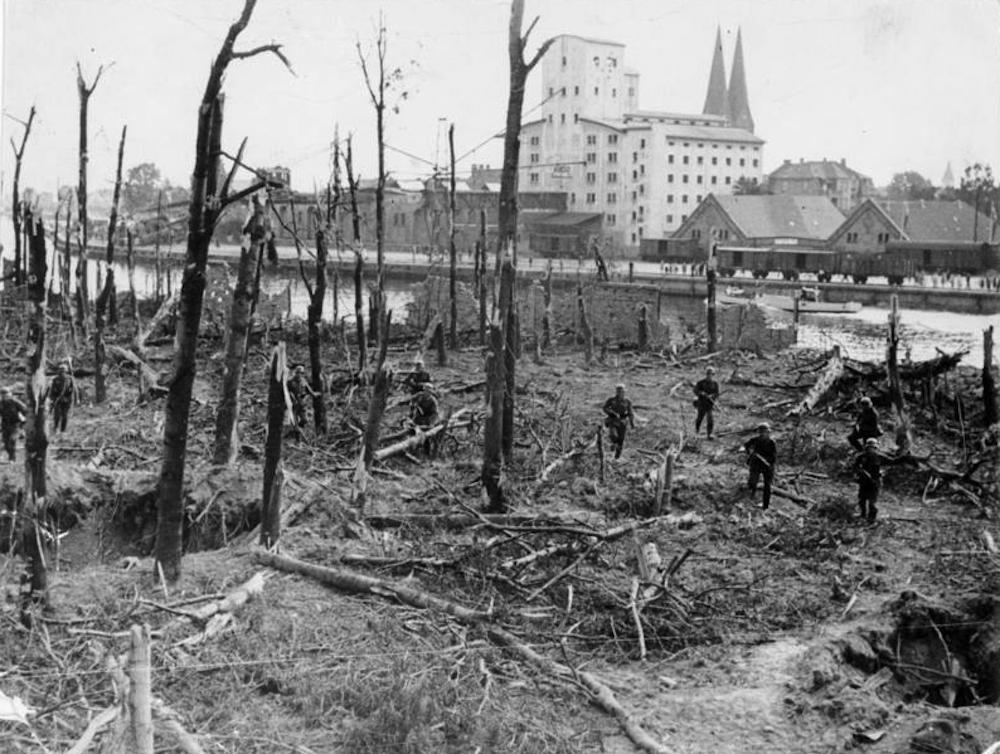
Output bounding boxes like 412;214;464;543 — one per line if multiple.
287;373;310;428
1;392;27;461
49;371;75;433
848;403;882;451
744;432;777;509
603;393;635;459
404;367;432;395
693;376;719;438
854;446;882;522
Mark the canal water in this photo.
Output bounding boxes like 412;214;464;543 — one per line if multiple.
1;227;996;368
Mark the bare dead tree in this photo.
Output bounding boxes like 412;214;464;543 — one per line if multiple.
356;15;395;346
20;210;49;621
154;190;163;302
498;0;554;260
362;308;392;468
984;326;997;427
448;123;458;350
213;192;269;465
9;106;36;287
483;258;515;511
125;226;140;325
345;135;367;372
154;0;291;582
94;124;127;404
76;62;106;332
261;342;287;548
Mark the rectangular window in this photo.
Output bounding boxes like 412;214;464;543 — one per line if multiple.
586;193;596;204
682;175;689;184
561;86;566;96
739;158;746;167
681;215;688;222
668;154;674;164
682;195;689;204
608;134;618;145
548;87;554;96
847;231;859;243
530;153;539;163
529;136;539;146
667;195;674;204
586;172;596;184
640;138;646;148
682;155;689;165
692;229;701;239
560;113;565;124
594;86;599;95
667;214;673;223
608;152;618;163
696;194;702;203
724;176;732;185
612;88;617;97
586;134;597;146
711;156;718;166
640;165;645;175
639;184;644;195
606;213;616;226
697;156;704;165
667;174;674;183
529;173;539;184
632;151;638;163
586;153;596;163
726;157;732;166
574;113;579;123
607;193;617;203
631;211;637;222
607;173;618;183
632;170;638;180
711;176;717;185
753;159;759;168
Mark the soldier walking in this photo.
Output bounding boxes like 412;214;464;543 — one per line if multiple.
287;364;316;431
743;422;777;510
603;383;635;460
49;362;75;433
854;437;882;523
0;386;27;462
693;365;720;439
847;396;882;451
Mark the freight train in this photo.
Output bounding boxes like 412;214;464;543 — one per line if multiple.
639;238;1000;284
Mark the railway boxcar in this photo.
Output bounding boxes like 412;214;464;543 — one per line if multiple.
639;237;703;264
884;241;1000;277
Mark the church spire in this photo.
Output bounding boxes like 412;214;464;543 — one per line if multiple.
702;26;729;117
727;27;754;132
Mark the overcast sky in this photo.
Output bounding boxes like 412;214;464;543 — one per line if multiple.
2;0;999;200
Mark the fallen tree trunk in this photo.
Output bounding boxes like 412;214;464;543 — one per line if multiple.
373;409;470;461
788;345;842;417
107;345;167;398
253;548;667;753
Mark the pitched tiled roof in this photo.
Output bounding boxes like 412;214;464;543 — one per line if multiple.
770;161;860;181
876;199;993;243
769;160;869;182
715;194;845;239
526;212;602;227
659;123;763;144
626;110;727;124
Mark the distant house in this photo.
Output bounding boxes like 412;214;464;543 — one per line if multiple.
828;198;996;254
671;193;845;254
766;158;874;211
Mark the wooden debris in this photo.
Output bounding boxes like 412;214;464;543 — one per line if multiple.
788;346;842;416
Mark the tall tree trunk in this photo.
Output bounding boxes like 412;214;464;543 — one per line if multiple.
309;227;329;435
706;252;718;354
887;295;911;452
479;209;488;346
126;227;140;325
498;0;554;261
449;123;458;349
261;343;287;548
541;261;552;349
21;211;49;620
985;325;998;427
482;321;507;512
10;106;36;288
362;306;392;467
154;191;163;303
500;257;516;459
577;281;593;365
212;195;267;465
155;0;287;582
95;124;127;404
76;63;104;333
353;252;367;373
